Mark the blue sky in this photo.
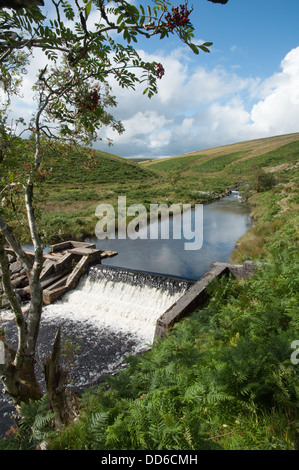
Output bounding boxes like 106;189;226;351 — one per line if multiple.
99;0;299;158
8;0;299;159
191;0;299;79
140;0;299;80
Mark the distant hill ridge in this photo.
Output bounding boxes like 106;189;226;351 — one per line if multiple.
141;132;299;172
42;132;299;185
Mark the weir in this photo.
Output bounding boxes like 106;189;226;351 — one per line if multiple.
41;260;256;345
0;259;258;439
88;265;194;295
42;265;194;346
0;256;257;439
3;241;257;344
0;196;255;437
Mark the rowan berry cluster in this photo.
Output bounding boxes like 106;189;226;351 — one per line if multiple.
165;4;191;30
83;89;101;111
156;63;165;79
76;89;101;112
23;164;46;180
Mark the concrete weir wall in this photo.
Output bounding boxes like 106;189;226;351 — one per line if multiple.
154;260;256;340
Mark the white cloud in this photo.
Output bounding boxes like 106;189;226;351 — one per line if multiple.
107;111;172;142
250;47;299;134
101;45;299;157
5;37;299;159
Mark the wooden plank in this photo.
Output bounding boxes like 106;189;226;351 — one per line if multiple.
66;255;89;288
41;272;69;289
49;241;73;253
67;247;102;256
44;274;69;291
43;286;68;305
101;250;118;258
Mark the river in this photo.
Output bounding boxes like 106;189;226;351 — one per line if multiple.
88;194;251;280
0;194;251;437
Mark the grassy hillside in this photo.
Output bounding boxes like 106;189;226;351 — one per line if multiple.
1;132;298;450
142;132;299;171
34;147;158;242
44;148;153;184
33;132;299;244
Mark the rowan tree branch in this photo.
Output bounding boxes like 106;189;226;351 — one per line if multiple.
0;235;27;370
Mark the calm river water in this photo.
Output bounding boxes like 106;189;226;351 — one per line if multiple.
87;194;252;280
0;195;251;437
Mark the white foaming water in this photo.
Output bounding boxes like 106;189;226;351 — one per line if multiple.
42;267;189;346
0;267;192;437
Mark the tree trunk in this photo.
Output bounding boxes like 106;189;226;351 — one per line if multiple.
44;326;69;430
0;236;42;404
0;342;42;404
0;183;44;405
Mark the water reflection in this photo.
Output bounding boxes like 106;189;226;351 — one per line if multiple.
0;195;251;438
87;196;252;280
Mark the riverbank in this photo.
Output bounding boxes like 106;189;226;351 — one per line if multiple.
36;184;235;246
38;180;299;450
7;133;297;247
0;134;298;450
1;172;297;450
230;178;298;264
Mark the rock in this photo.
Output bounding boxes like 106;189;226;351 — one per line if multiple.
16;288;29;301
11;275;28;289
11;272;22;280
7;254;16;263
9;261;22;275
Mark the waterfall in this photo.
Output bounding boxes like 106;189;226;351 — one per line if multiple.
42;266;193;345
38;265;193;388
0;266;193;436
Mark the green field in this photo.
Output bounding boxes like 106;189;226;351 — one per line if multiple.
41;133;299;451
32;132;299;245
1;132;298;450
43;148;153;184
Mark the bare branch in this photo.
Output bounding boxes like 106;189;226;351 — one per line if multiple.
0;214;32;273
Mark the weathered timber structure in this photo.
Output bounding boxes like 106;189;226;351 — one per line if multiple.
2;240;258;344
3;241;117;306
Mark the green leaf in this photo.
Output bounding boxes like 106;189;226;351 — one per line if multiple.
85;0;92;20
189;43;199;55
199;45;211;53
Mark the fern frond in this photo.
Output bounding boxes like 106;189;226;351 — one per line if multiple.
88;411;109;450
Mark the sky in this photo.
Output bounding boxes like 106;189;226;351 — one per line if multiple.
7;0;299;159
